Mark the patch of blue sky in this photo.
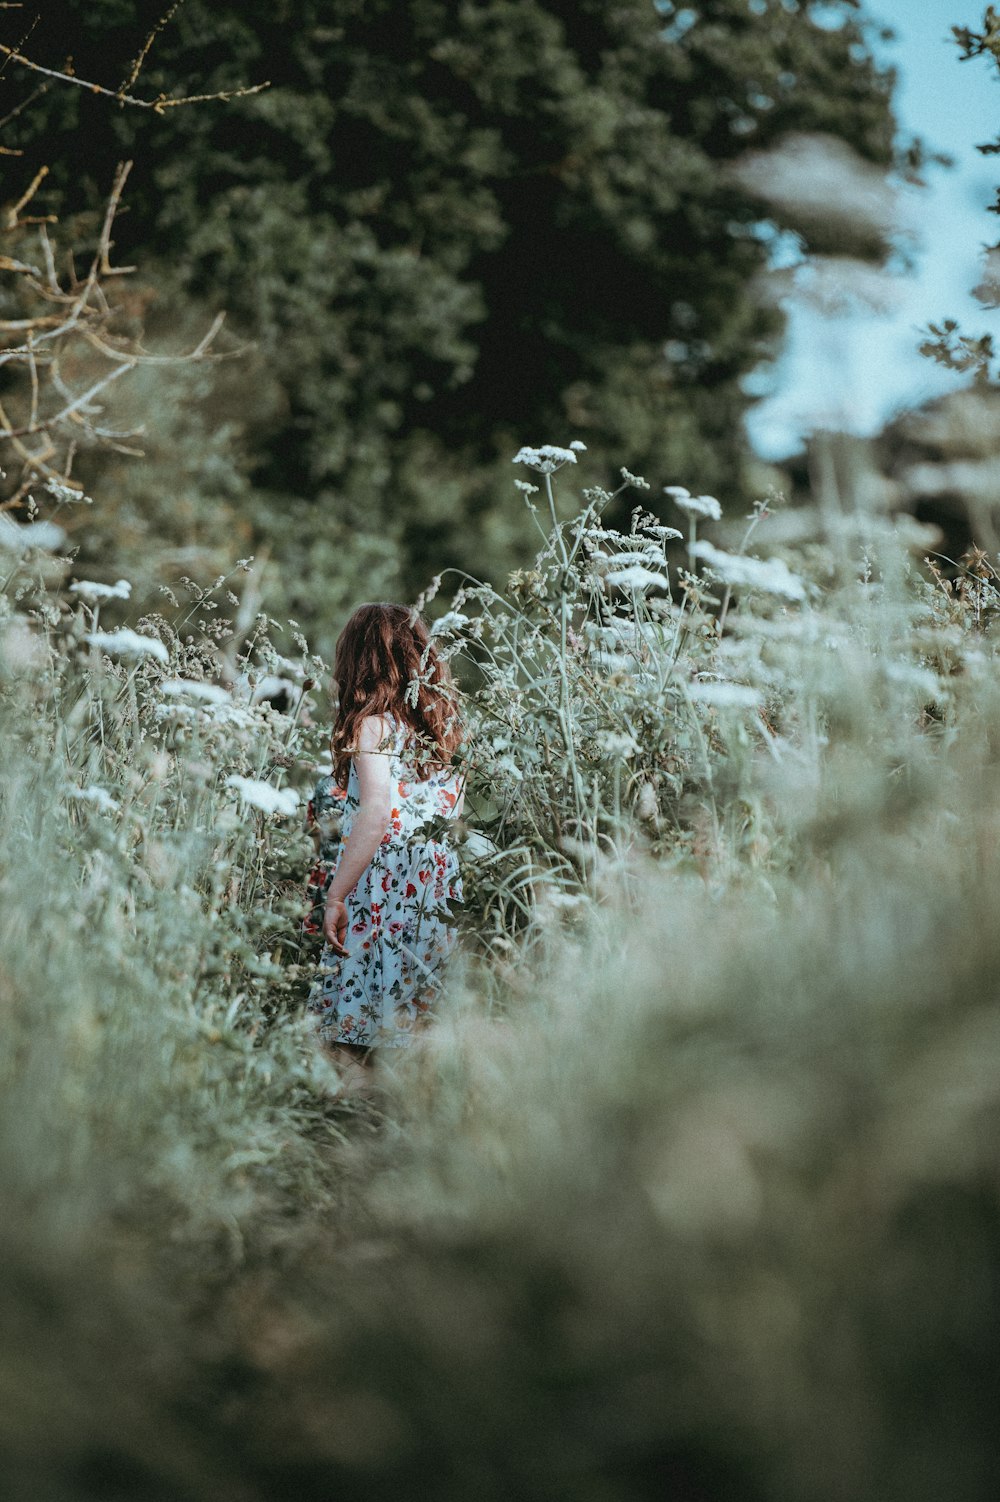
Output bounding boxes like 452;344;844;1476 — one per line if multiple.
746;0;999;458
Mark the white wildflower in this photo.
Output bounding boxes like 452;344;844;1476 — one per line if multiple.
0;514;66;553
598;730;640;759
250;675;298;706
592;649;640;674
642;524;684;541
539;888;589;913
881;661;939;696
67;785;120;815
597;549;664;568
206;705;263;731
513;479;539;495
637;783;659;821
692;541;806;601
69;578;132;605
588;621;644;646
160;678;231;706
662;485;691;500
605;565;669;592
512;444;579;473
86;628;169;664
569;440;587;452
672;492;723;522
44;477;93;505
461;830;500;862
430;611;470;637
0;620;46;672
269;653;311;681
689;680;763;707
593;620;669;650
225;775;300;817
620;468;650;489
153;702;196;723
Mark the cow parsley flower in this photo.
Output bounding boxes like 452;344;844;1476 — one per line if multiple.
67;785;121;814
671;492;723;521
692;541;806;601
598;549;664;568
44;477;93;505
430;611;470;637
689;680;763;707
512;444;579;473
605;565;669;592
462;830;500;862
429;606;468;636
0;515;66;553
636;782;659;821
86;629;169;664
539;889;589;913
160;678;230;705
225;775;300;817
881;660;939;696
69;578;132;605
620;468;650;490
598;730;640;759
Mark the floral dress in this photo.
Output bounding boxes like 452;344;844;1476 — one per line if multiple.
305;723;463;1048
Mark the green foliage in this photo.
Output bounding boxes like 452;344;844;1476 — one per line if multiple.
5;11;999;1495
919;8;1000;377
3;429;1000;1498
3;0;899;615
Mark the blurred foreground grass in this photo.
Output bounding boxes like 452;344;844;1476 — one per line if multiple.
1;455;999;1501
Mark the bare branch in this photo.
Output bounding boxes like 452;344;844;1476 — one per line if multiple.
0;316;64;332
26;332;38;428
4;163;49;229
0;358;134;439
0;254;41;274
0;42;269;112
119;1;186;98
1;160;242;503
0;6;36;84
38;223;58;292
97;159;136;275
82;310;230;367
0;80;49;132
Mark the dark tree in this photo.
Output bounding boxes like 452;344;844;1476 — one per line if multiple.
2;0;898;624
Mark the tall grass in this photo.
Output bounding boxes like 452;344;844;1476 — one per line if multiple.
1;443;998;1500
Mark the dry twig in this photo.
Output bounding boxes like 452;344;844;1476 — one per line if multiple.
0;41;269;113
0;163;235;503
119;1;186;98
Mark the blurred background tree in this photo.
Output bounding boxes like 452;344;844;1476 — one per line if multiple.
2;0;900;645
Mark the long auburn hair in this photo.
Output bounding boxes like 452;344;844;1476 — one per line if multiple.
331;602;462;786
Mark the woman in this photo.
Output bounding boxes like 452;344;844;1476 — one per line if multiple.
306;602;464;1086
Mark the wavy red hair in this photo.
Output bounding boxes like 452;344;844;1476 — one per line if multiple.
330;602;462;786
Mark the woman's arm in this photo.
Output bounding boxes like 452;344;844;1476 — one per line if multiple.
323;716;393;953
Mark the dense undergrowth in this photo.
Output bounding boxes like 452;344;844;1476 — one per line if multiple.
2;443;999;1500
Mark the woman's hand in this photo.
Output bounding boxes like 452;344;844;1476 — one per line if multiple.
324;898;349;956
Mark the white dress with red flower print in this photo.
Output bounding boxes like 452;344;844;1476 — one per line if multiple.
306;722;463;1048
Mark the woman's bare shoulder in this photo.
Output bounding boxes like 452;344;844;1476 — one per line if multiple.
355;713;396;752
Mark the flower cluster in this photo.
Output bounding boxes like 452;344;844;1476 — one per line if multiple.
665;486;723;521
512;441;587;473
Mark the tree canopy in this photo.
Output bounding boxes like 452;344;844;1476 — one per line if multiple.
3;0;898;630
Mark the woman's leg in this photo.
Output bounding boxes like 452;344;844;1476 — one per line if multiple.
325;1040;375;1097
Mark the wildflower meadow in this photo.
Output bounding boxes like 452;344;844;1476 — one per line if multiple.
2;3;1000;1499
